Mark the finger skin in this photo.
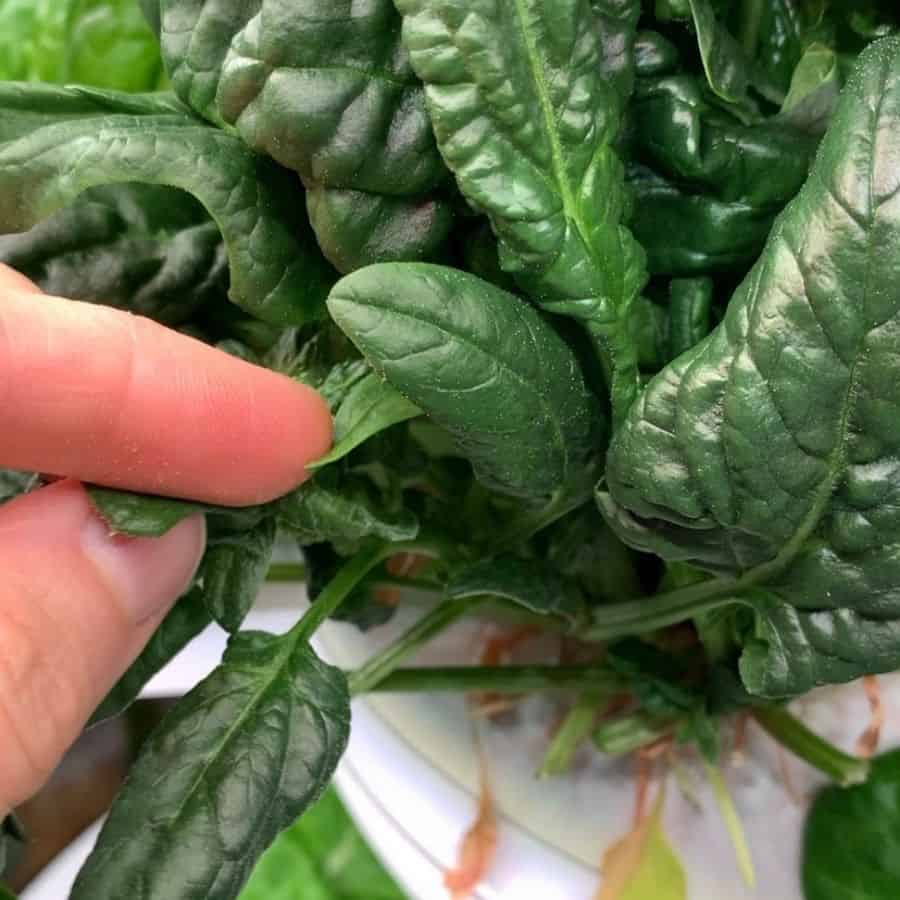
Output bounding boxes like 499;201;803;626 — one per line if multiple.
0;266;332;506
0;481;205;812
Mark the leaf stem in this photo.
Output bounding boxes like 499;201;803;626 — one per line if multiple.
293;542;390;641
348;596;482;695
353;665;622;695
752;705;870;787
585;578;745;640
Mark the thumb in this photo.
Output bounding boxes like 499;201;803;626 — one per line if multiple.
0;480;205;812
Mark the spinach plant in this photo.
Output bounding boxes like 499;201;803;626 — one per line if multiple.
1;1;899;898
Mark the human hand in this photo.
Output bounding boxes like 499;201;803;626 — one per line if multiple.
0;264;331;813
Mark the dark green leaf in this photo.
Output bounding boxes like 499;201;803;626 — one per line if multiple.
668;277;713;359
328;264;601;500
592;0;642;101
446;557;586;629
396;0;647;419
0;815;25;882
0;83;332;325
0;184;226;326
72;632;350;900
0;470;35;506
278;477;419;547
158;0;451;272
88;487;267;537
237;788;405;900
306;186;454;275
803;749;900;900
203;519;278;633
601;37;900;697
311;372;421;470
89;583;212;726
606;639;698;717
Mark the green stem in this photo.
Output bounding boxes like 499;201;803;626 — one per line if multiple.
753;705;870;787
354;665;622;695
266;563;307;582
585;578;745;641
348;596;482;695
494;488;588;551
538;691;605;778
293;542;390;642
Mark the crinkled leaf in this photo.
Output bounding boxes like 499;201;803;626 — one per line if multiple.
278;477;419;547
447;557;586;629
237;788;404;900
0;83;332;325
592;0;642;102
72;632;350;900
328;264;601;500
203;518;278;633
157;0;452;272
0;184;227;326
89;583;212;726
396;0;647;420
601;37;900;697
305;186;454;275
803;749;900;900
311;372;421;470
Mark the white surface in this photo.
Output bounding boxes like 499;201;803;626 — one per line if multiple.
20;584;900;900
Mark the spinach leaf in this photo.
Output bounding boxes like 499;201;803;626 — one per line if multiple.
779;42;842;135
311;372;422;470
156;0;452;272
237;788;405;900
601;36;900;697
0;184;227;326
803;748;900;900
592;0;642;102
0;84;332;325
202;518;278;633
88;487;267;537
328;264;601;501
668;277;713;359
0;0;164;91
277;477;420;547
72;632;350;900
89;583;212;726
447;557;587;629
396;0;647;420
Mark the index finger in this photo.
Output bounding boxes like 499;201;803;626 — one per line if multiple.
0;268;332;506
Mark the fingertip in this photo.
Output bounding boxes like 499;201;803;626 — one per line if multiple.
0;264;42;295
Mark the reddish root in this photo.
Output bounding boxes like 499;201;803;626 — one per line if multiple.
856;675;884;759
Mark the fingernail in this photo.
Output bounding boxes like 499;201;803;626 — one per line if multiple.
81;512;207;624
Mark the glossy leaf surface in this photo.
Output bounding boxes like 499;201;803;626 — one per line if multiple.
602;37;900;697
157;0;452;272
0;84;332;325
396;0;647;418
72;632;350;900
328;264;600;500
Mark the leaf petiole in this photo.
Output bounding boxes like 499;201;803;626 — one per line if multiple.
352;665;622;696
348;595;483;695
753;705;870;787
585;579;746;641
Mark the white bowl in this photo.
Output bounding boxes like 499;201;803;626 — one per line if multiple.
22;583;900;900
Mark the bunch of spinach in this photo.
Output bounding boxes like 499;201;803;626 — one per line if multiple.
1;1;900;898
